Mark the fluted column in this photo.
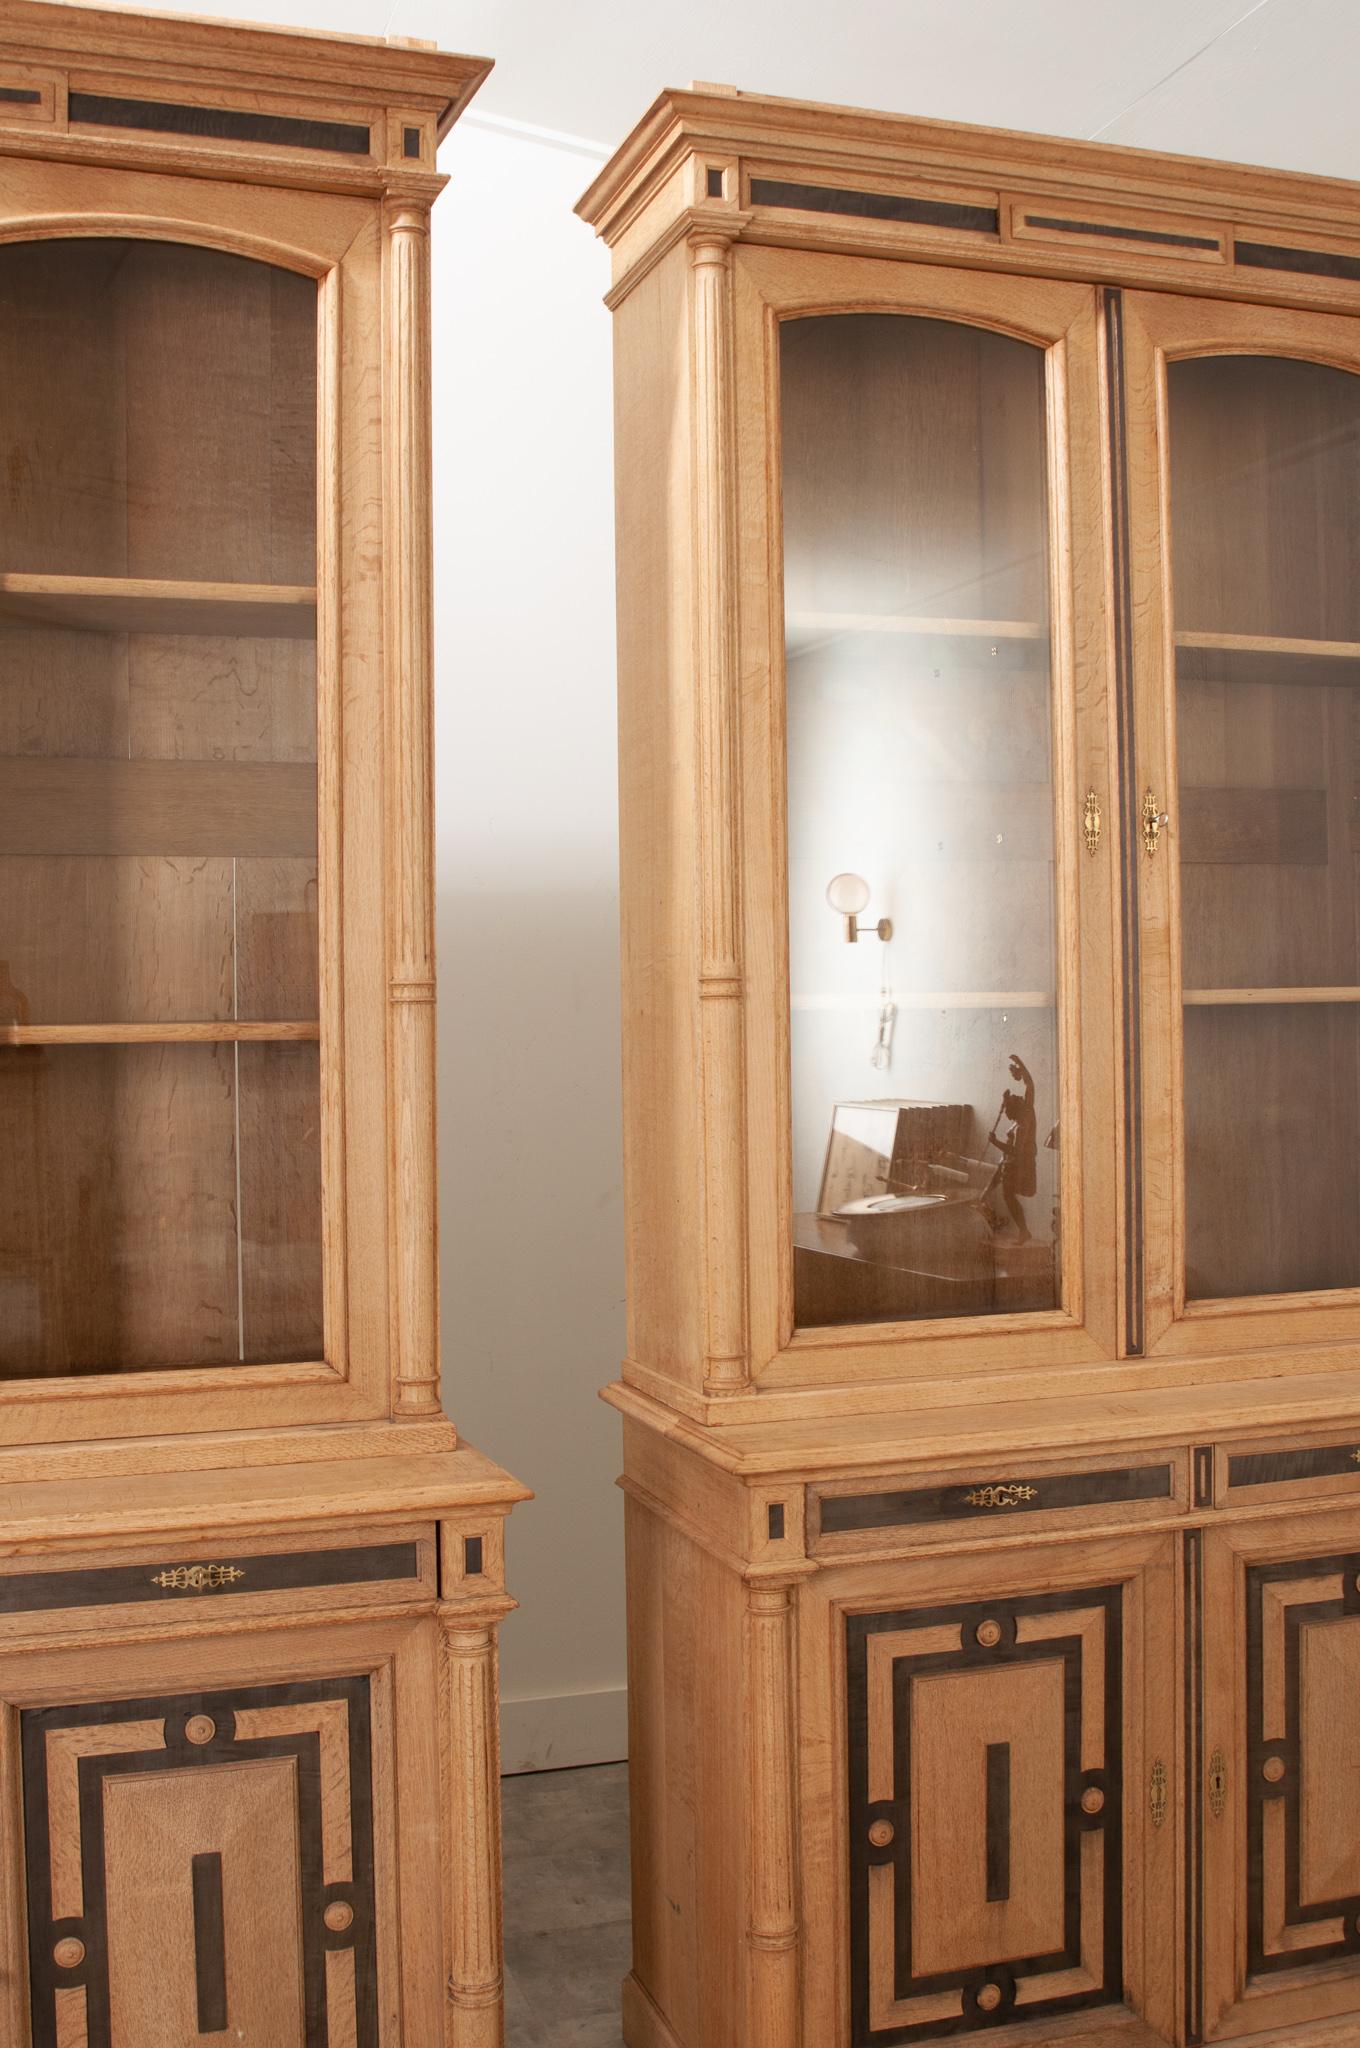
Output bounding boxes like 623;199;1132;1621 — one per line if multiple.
746;1576;801;2047
439;1605;512;2048
690;232;749;1397
383;199;442;1419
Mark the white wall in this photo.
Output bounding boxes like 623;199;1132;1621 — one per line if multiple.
431;115;627;1771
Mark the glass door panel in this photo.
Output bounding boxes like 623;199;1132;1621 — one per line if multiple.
0;239;322;1376
780;313;1062;1329
1167;354;1360;1302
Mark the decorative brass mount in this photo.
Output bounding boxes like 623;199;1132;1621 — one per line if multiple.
1142;788;1169;858
1149;1758;1168;1829
965;1483;1037;1509
1208;1747;1228;1819
150;1563;246;1592
1082;789;1102;856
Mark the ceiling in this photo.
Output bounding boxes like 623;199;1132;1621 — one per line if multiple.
122;0;1360;177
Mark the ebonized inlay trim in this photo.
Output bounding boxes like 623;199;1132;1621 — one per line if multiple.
1183;1530;1204;2045
1228;1444;1360;1488
767;1503;786;1541
985;1744;1011;1903
67;91;371;155
403;125;422;159
706;166;725;198
463;1535;484;1576
191;1852;228;2034
1104;286;1146;1358
1193;1447;1214;1509
1236;239;1360;283
846;1584;1122;2043
0;85;43;105
819;1464;1171;1534
750;176;999;236
1023;212;1220;251
22;1676;380;2048
0;1542;418;1614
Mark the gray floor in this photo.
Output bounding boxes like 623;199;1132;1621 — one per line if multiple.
502;1763;631;2046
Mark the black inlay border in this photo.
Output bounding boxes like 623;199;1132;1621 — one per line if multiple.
22;1675;380;2048
750;176;999;236
1183;1530;1204;2045
0;85;43;106
1193;1447;1214;1510
984;1745;1011;1903
1246;1551;1360;1979
1025;213;1221;252
463;1535;485;1576
0;1541;418;1615
402;125;422;159
819;1465;1171;1535
846;1584;1123;2043
1103;287;1145;1358
67;91;370;155
1229;1444;1360;1490
1236;239;1360;284
191;1852;228;2033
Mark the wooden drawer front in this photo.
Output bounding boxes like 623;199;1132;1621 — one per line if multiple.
0;1530;430;1629
23;1674;378;2048
1246;1549;1360;1987
815;1457;1181;1553
1218;1436;1360;1511
846;1584;1122;2042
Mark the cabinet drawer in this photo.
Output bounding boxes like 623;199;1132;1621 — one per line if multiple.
0;1524;435;1638
810;1451;1188;1556
1215;1434;1360;1511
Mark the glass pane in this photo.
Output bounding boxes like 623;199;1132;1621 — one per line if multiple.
0;240;321;1375
1170;354;1360;1302
781;314;1060;1328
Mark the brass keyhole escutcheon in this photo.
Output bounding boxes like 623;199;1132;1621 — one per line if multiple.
1149;1758;1168;1829
1208;1747;1228;1819
1082;788;1102;857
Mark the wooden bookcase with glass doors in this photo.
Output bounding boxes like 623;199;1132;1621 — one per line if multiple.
0;8;527;2047
582;89;1360;2048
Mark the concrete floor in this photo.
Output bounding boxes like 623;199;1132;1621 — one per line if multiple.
502;1762;631;2046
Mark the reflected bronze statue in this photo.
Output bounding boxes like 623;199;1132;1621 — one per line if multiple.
985;1053;1038;1243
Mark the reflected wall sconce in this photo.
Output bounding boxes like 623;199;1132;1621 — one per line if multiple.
826;872;892;943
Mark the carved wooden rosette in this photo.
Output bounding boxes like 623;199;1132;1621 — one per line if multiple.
690;231;750;1398
746;1573;802;2047
382;197;443;1422
439;1597;514;2048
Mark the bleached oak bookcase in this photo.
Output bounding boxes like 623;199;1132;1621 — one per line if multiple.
0;6;528;2045
581;84;1360;2048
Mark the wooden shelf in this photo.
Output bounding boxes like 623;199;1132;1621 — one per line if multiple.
1183;987;1360;1006
0;573;318;639
1176;630;1360;688
786;611;1048;659
1;1022;320;1047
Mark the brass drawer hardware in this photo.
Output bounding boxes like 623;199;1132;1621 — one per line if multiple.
1142;788;1169;857
1149;1759;1168;1829
149;1564;245;1593
965;1483;1037;1509
1208;1747;1228;1819
1083;788;1102;856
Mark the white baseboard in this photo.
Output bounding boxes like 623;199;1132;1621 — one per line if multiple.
500;1685;628;1774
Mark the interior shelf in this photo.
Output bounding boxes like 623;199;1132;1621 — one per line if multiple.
1;1022;320;1047
793;991;1054;1011
0;757;317;858
1182;987;1360;1006
786;610;1047;657
1175;629;1360;687
0;573;318;639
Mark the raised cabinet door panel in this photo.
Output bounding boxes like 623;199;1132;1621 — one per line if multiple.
21;1676;379;2048
1204;1520;1360;2041
808;1534;1178;2046
1120;287;1360;1374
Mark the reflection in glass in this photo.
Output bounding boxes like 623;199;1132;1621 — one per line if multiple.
0;240;321;1375
1170;355;1360;1300
781;314;1060;1327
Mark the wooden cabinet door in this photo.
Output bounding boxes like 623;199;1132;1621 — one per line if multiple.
21;1674;379;2048
1204;1514;1360;2040
1119;288;1360;1375
803;1532;1178;2045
